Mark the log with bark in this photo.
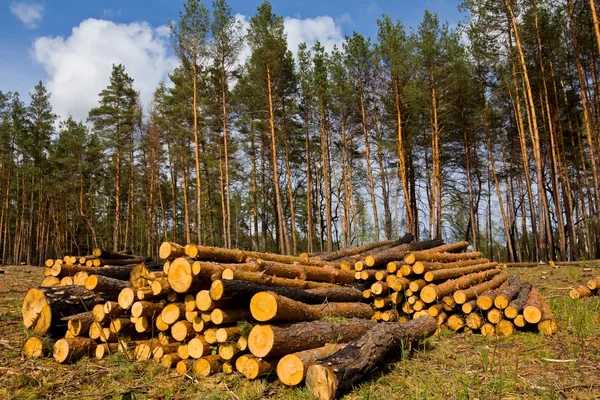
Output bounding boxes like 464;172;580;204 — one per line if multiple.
363;237;443;268
22;286;98;336
209;279;363;304
248;319;375;358
305;316;438;400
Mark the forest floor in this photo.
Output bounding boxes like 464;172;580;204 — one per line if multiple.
0;264;599;400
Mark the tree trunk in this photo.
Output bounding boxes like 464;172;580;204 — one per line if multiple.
22;286;98;336
209;279;363;304
248;318;375;358
305;316;437;400
266;56;290;255
420;269;502;303
277;343;345;386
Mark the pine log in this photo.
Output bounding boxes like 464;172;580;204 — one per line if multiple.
160;303;186;325
85;275;130;294
71;272;87;286
412;258;489;275
196;290;244;312
487;308;503;324
523;287;544;324
537;294;557;336
187;336;213;358
386;261;403;274
480;323;495;336
461;300;477;314
305;317;437;400
420;269;502;304
447;314;464;331
465;313;483;330
504;282;532;319
477;281;509;311
570;285;593;299
250;292;321;322
204;328;218;344
167;257;220;293
403;241;470;265
241;357;278;379
216;326;239;343
222;269;337;289
314;239;398;261
185;243;337;268
98;258;145;266
23;336;53;358
364;237;443;268
217;343;238;360
93;249;138;260
161;353;181;368
118;288;136;310
248;319;375;358
22;286;98;336
277;343;346;386
237;337;248;352
493;274;522;309
95;343;120;360
171;320;196;341
211;308;252;325
209;279;363;303
191;355;223;377
175;359;194;375
251;260;356;284
41;276;60;287
235;354;254;372
159;242;186;260
496;320;515;336
131;301;165;318
424;262;497;282
151;278;171;296
53;337;96;363
586;275;600;290
65;312;95;336
51;263;138;280
451;273;508;305
318;302;374;319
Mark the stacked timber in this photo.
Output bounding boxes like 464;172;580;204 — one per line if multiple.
348;240;557;337
22;238;555;398
570;275;600;299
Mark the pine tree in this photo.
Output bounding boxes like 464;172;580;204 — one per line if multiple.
88;64;138;252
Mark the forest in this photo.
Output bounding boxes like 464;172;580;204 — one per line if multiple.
1;0;600;266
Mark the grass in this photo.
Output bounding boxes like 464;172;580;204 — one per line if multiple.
0;264;599;399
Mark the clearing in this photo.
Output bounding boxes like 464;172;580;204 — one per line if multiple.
0;264;599;400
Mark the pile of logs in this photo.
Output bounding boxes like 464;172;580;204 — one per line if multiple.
21;237;556;400
570;275;600;299
349;239;557;337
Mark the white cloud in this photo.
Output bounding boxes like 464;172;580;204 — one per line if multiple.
284;15;344;54
233;13;344;64
32;18;178;122
10;2;44;29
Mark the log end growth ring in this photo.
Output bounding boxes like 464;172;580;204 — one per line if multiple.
277;354;305;386
305;364;338;400
248;325;274;358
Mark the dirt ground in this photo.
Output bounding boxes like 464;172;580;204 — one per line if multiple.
0;263;599;400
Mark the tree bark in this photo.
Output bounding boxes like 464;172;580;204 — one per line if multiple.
305;316;437;400
248;318;375;358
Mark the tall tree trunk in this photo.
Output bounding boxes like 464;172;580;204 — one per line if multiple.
192;62;203;246
482;83;515;262
319;95;333;252
358;80;379;241
506;0;548;261
220;58;232;249
181;155;191;244
266;57;290;255
393;76;413;236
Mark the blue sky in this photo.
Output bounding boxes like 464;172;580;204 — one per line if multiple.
1;0;464;120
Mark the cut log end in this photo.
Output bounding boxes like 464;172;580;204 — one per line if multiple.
247;325;273;358
23;336;47;358
305;364;338;400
